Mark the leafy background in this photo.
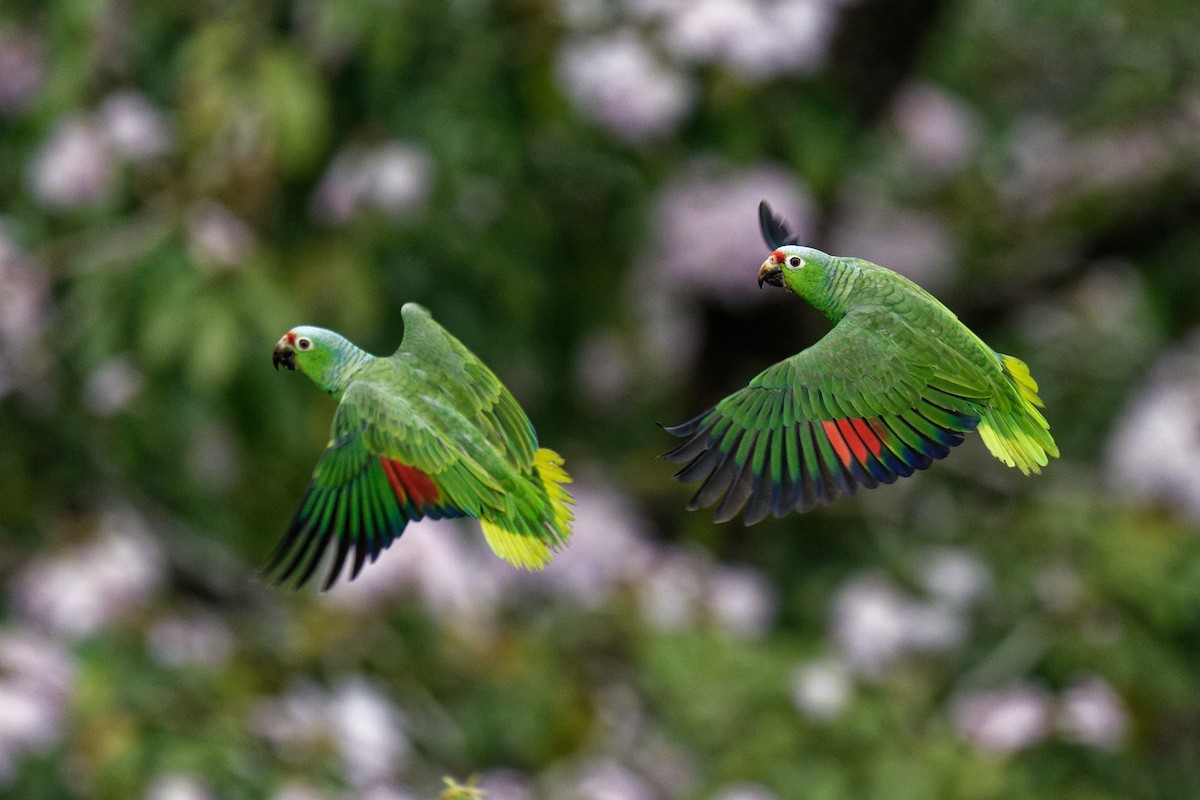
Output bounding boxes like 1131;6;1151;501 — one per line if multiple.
3;0;1200;798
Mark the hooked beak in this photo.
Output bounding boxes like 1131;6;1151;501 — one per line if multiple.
758;255;783;289
273;339;296;371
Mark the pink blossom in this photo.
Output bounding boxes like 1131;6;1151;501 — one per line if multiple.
891;82;981;175
558;32;695;142
186;202;255;271
643;161;815;305
951;683;1053;755
0;28;44;116
97;91;172;164
707;564;776;637
789;658;852;722
27;116;116;210
84;356;143;416
12;509;164;638
1058;675;1128;751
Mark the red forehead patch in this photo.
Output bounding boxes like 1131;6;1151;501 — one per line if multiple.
285;332;297;345
771;249;786;263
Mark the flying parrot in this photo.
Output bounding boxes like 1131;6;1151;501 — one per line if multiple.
269;303;573;589
662;202;1058;524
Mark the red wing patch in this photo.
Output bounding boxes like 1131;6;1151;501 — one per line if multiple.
824;418;888;468
853;418;885;457
380;458;442;510
822;420;853;467
836;418;872;464
847;418;885;458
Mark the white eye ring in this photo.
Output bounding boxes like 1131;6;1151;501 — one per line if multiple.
296;337;313;351
787;256;804;270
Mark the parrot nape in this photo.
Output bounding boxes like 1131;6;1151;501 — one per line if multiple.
269;303;573;589
662;201;1058;524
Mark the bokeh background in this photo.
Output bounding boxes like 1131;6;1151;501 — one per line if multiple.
3;0;1200;798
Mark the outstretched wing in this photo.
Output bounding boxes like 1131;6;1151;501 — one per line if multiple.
663;305;992;524
266;380;504;590
758;200;802;249
394;303;538;471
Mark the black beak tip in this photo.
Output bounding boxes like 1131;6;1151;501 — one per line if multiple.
272;346;296;371
759;266;784;289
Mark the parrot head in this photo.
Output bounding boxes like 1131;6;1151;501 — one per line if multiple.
273;326;346;386
758;245;835;300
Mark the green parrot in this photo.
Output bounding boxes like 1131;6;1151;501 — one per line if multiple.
663;202;1058;524
269;303;573;589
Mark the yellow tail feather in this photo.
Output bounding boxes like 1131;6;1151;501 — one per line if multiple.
480;448;574;571
976;355;1059;475
1001;354;1044;410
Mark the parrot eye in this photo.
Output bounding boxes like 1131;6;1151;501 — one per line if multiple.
296;337;313;351
787;256;804;270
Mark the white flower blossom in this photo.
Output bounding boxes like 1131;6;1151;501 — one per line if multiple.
918;547;991;608
0;685;66;777
84;356;144;416
186;202;255;271
97;91;172;164
569;758;658;800
1057;675;1128;751
27;115;116;210
146;613;235;669
271;784;330;800
637;551;708;631
665;0;833;80
951;683;1053;755
323;519;507;634
830;571;970;675
328;679;409;787
642;161;816;305
663;0;770;70
0;27;43;116
830;574;911;675
13;509;164;638
144;774;214;800
712;784;778;800
829;189;958;290
764;0;836;75
0;629;73;788
311;142;433;226
558;31;695;142
479;769;536;800
252;679;409;789
1106;334;1200;519
526;477;656;607
364;143;434;219
707;564;776;637
357;787;421;800
789;658;851;722
0;629;74;699
0;226;48;396
891;82;981;176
